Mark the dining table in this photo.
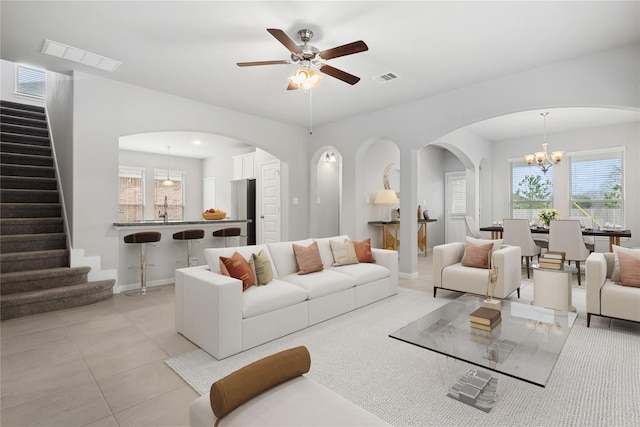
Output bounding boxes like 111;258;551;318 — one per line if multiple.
479;225;631;252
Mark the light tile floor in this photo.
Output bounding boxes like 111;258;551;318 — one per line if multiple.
0;254;633;426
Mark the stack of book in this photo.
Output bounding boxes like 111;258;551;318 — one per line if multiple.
538;251;566;270
469;307;501;331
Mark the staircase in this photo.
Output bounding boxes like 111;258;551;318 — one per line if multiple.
1;100;115;320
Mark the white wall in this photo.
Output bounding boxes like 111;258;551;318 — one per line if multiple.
311;44;639;276
71;70;308;272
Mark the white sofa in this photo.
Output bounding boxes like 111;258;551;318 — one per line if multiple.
432;242;522;299
175;235;398;359
586;252;640;327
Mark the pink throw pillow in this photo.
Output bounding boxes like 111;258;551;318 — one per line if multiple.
617;251;640;288
292;242;324;275
461;241;493;269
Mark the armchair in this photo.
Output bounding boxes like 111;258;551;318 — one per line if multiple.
586;252;640;327
433;241;521;299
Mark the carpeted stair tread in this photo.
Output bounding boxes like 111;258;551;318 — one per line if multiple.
0;232;66;253
1;266;91;295
0;101;113;318
0;279;116;320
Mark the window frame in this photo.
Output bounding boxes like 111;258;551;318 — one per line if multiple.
118;166;145;223
15;64;46;99
153;169;186;221
509;159;554;221
568;147;625;228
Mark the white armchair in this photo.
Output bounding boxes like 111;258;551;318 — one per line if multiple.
586;252;640;326
433;242;522;299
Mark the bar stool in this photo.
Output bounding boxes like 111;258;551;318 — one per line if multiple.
123;231;161;296
212;227;241;247
173;229;205;267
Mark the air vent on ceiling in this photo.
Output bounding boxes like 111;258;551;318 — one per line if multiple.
373;72;400;84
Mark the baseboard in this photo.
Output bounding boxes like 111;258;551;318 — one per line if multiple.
115;278;174;294
399;271;419;279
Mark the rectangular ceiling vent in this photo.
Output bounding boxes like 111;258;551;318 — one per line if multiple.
41;39;122;72
373;72;400;84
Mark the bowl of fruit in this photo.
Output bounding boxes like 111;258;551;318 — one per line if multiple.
202;208;226;220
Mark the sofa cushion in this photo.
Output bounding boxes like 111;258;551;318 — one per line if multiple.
617;251;640;287
462;240;494;269
330;239;359;266
349;238;375;263
267;239;314;277
252;249;274;285
313;235;351;269
611;245;640;282
220;252;255;291
242;279;309;319
329;262;390;286
293;242;324;275
283;270;355;299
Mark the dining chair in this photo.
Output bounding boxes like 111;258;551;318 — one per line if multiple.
464;215;485;239
502;218;541;279
569;216;595;252
548;219;591;286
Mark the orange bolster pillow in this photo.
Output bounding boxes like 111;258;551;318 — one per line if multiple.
209;346;311;419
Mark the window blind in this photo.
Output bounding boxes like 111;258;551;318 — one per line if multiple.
16;65;46;98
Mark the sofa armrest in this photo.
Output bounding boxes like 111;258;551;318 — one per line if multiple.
432;242;465;287
586;252;607;315
371;248;398;294
492;245;521;298
175;267;243;360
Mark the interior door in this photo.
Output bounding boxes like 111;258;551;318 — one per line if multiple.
446;172;467;243
259;161;281;244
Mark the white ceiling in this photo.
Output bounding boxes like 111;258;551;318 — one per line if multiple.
2;1;638;155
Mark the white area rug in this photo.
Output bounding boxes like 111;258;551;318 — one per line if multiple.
166;285;640;426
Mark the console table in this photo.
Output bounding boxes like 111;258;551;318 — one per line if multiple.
368;219;437;256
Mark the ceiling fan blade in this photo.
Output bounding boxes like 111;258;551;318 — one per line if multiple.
237;60;291;67
319;64;361;85
267;28;303;55
318;40;368;60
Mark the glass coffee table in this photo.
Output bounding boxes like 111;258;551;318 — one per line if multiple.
389;294;577;411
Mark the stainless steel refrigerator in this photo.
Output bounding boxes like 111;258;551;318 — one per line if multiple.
230;179;256;245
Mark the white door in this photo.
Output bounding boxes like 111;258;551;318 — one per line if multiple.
446;172;467;243
259;161;281;244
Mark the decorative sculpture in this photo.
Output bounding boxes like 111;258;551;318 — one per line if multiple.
484;252;500;308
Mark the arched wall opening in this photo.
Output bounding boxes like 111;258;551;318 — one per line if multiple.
309;146;342;238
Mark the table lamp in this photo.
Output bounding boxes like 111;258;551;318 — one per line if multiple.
374;189;398;221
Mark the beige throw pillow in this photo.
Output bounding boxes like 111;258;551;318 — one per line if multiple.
330;239;359;266
252;249;274;285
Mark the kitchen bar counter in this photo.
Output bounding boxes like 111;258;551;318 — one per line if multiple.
113;219;248;292
113;219;247;229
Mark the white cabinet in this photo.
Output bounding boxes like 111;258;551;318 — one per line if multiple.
232;153;255;180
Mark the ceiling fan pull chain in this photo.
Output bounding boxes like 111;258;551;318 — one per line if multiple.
308;89;313;135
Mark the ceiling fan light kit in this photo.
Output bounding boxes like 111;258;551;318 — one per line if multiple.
237;28;368;89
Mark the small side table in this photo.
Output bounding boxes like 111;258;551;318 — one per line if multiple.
531;264;577;312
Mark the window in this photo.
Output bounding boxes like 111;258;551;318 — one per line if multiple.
510;161;553;221
119;167;144;222
154;170;185;220
569;149;624;227
16;65;46;98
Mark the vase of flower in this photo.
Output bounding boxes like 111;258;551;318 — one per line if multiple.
538;208;559;227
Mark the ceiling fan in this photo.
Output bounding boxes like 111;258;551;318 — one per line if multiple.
237;28;368;90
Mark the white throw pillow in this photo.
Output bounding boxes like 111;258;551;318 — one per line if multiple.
466;236;503;253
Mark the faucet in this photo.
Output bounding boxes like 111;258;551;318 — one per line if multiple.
159;195;169;223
